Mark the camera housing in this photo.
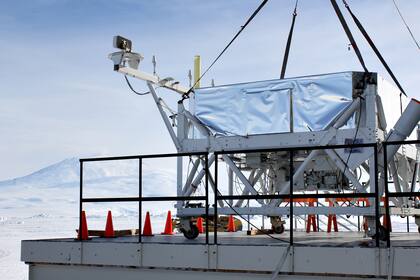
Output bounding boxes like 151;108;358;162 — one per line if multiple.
113;35;132;52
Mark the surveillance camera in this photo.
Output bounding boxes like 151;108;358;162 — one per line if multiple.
113;35;132;52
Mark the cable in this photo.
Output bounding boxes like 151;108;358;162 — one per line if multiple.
184;0;269;98
392;0;420;50
280;0;299;79
217;190;292;243
330;0;369;73
124;75;150;96
342;0;407;96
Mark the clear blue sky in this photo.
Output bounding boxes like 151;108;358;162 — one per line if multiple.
0;0;419;180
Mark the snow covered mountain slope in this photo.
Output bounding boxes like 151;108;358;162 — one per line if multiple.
0;157;176;218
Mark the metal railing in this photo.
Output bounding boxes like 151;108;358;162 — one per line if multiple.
213;142;380;246
79;151;209;244
78;140;420;248
383;139;420;248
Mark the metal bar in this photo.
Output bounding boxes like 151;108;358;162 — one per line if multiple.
374;144;380;247
79;160;83;241
221;154;264;204
147;82;181;150
215;142;377;155
179;205;375;216
383;143;390;247
117;66;189;94
290;150;294;246
78;141;417;163
387;192;420;197
205;154;209;245
80;152;208;162
139;158;142;243
214;154;218;245
80;155;141;162
383;140;420;146
82;196;207;203
218;192;375;200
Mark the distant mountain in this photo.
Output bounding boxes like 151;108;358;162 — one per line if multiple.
0;157;175;191
0;157;177;217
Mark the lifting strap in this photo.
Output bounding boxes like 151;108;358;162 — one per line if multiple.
330;0;368;73
184;0;269;98
342;0;407;96
280;0;298;79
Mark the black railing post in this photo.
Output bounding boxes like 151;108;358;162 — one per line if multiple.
289;150;294;246
374;144;380;247
205;154;209;245
383;143;390;247
139;157;142;243
214;153;218;245
79;160;83;241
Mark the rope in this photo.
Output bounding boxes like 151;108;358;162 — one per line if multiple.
342;0;407;96
183;0;269;98
330;0;369;73
392;0;420;50
280;0;299;79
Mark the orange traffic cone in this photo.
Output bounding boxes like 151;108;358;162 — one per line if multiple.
382;199;392;232
327;201;338;233
104;210;115;238
161;211;173;235
306;201;318;233
227;215;236;232
197;217;204;234
78;210;89;240
142;211;153;236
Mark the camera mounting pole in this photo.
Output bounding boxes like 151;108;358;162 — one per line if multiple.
109;36;189;95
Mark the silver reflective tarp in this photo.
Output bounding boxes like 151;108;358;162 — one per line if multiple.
194;72;355;136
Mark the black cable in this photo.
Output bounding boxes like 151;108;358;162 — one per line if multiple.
330;0;369;73
342;0;407;97
124;75;150;96
217;190;292;243
184;0;269;98
392;0;420;50
280;0;299;79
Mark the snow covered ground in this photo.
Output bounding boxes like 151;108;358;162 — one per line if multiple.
0;157;418;280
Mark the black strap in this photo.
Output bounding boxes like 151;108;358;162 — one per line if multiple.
330;0;369;73
342;0;407;96
280;0;298;79
184;0;269;98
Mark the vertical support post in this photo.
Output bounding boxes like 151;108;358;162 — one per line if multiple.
79;160;83;241
139;157;143;243
228;163;233;206
316;189;319;231
194;55;201;89
383;143;390;248
205;154;209;245
289;90;294;133
289;150;294;246
214;153;218;245
374;144;380;247
176;156;183;209
177;103;186;210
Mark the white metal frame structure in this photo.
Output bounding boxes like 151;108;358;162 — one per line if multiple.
108;48;420;240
